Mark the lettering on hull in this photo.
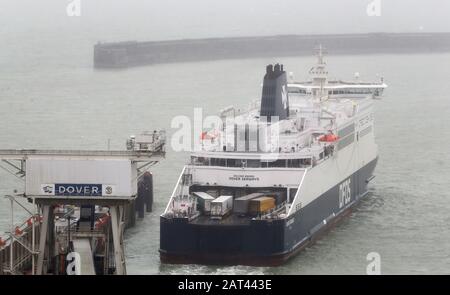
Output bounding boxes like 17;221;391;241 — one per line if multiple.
338;178;351;209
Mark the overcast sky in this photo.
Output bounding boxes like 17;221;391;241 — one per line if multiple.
1;0;449;41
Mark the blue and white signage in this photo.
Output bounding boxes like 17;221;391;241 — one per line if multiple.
40;184;115;196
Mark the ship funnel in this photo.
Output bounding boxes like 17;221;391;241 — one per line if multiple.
260;63;289;121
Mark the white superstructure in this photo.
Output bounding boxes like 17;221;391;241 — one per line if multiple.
164;47;385;221
160;47;386;266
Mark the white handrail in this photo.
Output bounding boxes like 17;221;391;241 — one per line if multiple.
287;168;308;216
163;166;187;214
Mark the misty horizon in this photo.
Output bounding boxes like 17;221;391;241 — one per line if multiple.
1;0;450;43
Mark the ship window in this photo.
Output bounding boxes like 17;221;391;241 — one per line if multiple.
288;188;298;203
247;160;261;168
288;87;300;94
210;158;226;167
268;160;286;168
191;156;209;166
359;126;372;138
300;158;311;167
338;124;355;138
227;159;241;168
338;134;355;150
287;159;301;168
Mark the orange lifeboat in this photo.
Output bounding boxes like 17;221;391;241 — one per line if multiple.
200;130;218;140
319;133;339;142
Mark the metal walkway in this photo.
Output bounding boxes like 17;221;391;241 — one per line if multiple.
0;149;164;160
72;238;95;275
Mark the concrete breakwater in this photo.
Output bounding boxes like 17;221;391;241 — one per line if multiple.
94;32;450;68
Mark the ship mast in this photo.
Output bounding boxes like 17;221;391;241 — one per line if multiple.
309;44;328;100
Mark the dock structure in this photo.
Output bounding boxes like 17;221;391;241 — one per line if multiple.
0;131;165;275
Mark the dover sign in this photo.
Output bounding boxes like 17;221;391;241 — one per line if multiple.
40;184;115;197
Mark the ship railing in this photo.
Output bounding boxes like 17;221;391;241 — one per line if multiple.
0;149;166;158
168;210;200;221
57;228;106;239
314;145;336;166
168;193;198;218
56;209;107;237
256;201;288;220
0;217;42;275
0;202;42;250
126;130;166;153
287;169;308;216
163;166;188;215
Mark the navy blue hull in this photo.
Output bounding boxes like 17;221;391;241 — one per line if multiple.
160;158;378;266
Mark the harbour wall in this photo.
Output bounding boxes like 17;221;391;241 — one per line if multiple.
93;32;450;68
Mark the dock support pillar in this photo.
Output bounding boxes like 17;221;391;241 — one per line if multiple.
126;201;136;229
110;205;126;275
144;173;153;212
36;205;53;275
0;248;3;275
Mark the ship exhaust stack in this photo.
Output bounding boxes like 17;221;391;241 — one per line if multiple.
260;63;290;121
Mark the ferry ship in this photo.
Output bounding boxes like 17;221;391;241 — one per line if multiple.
160;48;386;266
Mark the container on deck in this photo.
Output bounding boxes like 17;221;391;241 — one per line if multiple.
193;192;215;214
210;195;233;219
249;196;276;215
233;193;264;214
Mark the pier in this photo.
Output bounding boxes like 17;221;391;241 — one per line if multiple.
0;131;165;275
